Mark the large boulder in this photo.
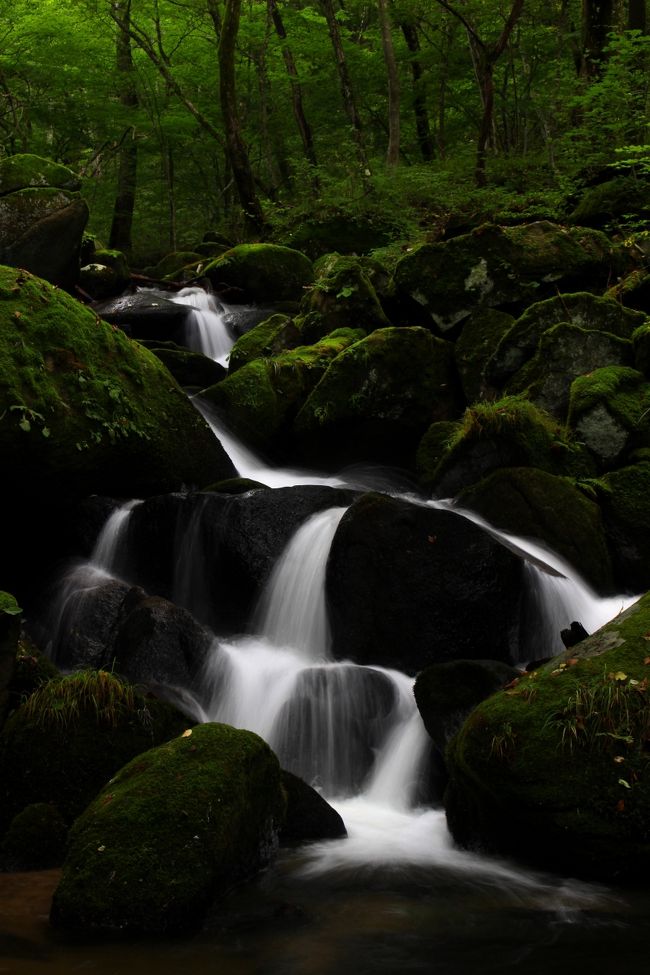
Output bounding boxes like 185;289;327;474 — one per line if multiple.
454;308;515;402
457;467;614;593
280;770;346;841
326;493;527;673
50;723;286;934
597;459;650;591
393;222;619;332
568;175;650;227
201;329;365;456
0;154;88;289
299;253;391;332
0;267;234;598
445;592;650;881
487;292;645;389
420;396;593;497
203;243;313;303
567;366;650;469
294;326;459;470
227;314;300;373
92;290;194;344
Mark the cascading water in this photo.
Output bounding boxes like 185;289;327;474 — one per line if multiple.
170;286;234;366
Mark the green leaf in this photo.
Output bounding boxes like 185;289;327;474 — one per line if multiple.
18;418;31;432
618;778;632;789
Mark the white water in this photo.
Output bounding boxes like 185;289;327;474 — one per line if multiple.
171;286;234;366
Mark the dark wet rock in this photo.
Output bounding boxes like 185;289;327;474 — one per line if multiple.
1;802;67;871
326;493;526;674
92;290;193;343
148;346;226;389
280;770;347;841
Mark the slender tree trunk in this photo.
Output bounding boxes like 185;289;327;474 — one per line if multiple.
268;0;319;174
219;0;265;236
400;20;434;162
109;0;138;255
628;0;647;31
164;144;176;251
377;0;400;166
320;0;369;171
580;0;615;77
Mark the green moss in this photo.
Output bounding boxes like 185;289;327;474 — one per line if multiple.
0;266;229;499
0;154;81;194
446;592;650;880
204;243;313;302
455;308;515;402
227;314;298;373
51;723;286;935
416;420;461;485
0;592;21;616
300;253;390;330
0;673;189;834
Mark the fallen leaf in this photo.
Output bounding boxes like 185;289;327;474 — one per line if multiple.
181;729;193;737
618;778;631;789
612;671;628;681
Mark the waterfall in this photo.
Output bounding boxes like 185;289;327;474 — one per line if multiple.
171;286;234;366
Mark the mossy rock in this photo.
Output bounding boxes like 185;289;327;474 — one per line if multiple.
568;175;650;227
51;723;286;935
458;467;614;593
416;420;462;486
0;186;88;290
394;222;618;332
0;593;21;728
202;477;269;494
454;308;515;402
421;396;592;496
567;366;650;468
488;292;645;388
200;328;365;454
0;154;81;194
6;637;60;713
505;321;634;420
227;314;300;373
597;460;650;591
0;670;190;836
277;209;397;259
204;244;313;303
294;326;459;470
79;263;129;301
0;266;234;505
633;322;650;375
300;253;391;331
445;592;650;881
1;802;67;870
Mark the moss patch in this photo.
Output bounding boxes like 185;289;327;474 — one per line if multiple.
204;243;313;303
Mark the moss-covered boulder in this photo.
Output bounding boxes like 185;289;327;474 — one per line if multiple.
79;248;130;299
204;244;313;303
445;592;650;881
299;253;391;331
567;367;650;469
487;292;645;388
0;670;189;838
505;322;634;420
50;723;286;935
278;208;397;259
0;154;88;290
5;637;60;716
568;175;650;227
597;459;650;591
633;321;650;375
294;326;459;470
420;396;592;497
201;329;365;455
0;266;233;503
394;222;618;332
227;313;300;373
457;467;614;593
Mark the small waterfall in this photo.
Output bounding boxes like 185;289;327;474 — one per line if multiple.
92;499;142;576
171;287;234;366
255;506;348;660
199;505;429;798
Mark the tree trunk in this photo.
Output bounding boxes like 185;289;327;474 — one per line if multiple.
581;0;615;77
320;0;369;171
268;0;319;173
377;0;400;166
400;19;434;162
628;0;647;31
109;0;138;255
219;0;265;236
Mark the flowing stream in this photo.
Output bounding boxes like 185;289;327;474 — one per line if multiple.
13;287;648;975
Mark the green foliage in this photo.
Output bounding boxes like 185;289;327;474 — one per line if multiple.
21;669;139;730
